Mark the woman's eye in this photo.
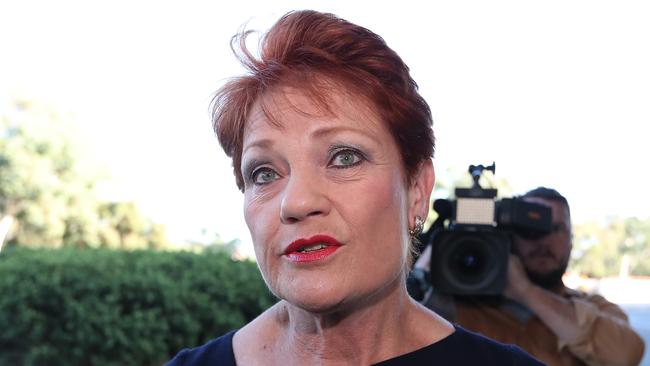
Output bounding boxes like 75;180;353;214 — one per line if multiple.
251;168;279;185
330;149;362;168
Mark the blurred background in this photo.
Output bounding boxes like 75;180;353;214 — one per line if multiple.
1;0;648;364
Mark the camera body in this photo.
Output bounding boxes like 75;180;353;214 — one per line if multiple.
426;163;552;295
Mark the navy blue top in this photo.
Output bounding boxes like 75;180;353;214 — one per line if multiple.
167;325;545;365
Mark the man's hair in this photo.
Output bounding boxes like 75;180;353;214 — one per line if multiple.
211;10;435;191
523;186;571;218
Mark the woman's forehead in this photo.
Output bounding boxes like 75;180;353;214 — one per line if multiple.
244;85;384;138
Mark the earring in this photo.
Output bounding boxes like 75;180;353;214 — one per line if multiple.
409;216;424;237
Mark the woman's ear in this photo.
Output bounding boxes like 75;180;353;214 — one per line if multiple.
408;160;435;225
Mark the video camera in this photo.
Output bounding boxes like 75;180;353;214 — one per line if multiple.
423;162;552;295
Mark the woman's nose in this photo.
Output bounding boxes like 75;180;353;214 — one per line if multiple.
280;171;330;224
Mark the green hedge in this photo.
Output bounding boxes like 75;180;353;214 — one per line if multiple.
0;247;276;365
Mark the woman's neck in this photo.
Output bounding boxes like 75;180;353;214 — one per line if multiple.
268;281;449;365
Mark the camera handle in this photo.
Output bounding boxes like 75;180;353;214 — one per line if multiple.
468;162;496;189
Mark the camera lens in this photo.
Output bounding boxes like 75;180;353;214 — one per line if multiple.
432;230;510;295
450;239;488;281
454;249;484;275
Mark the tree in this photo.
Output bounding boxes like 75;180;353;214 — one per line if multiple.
97;202;171;250
572;216;650;277
0;97;170;250
0;98;97;248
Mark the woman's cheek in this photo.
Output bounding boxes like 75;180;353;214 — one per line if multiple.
244;192;281;282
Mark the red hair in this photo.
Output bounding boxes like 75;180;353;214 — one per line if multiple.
212;10;435;191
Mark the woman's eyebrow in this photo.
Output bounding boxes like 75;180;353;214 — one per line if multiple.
242;138;274;154
310;125;380;143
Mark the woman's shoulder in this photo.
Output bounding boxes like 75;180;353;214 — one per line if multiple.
442;326;546;365
374;325;546;366
165;306;279;366
165;330;237;366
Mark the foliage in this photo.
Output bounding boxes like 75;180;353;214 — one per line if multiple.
95;202;171;250
0;97;169;250
0;98;94;247
572;216;650;277
0;247;276;365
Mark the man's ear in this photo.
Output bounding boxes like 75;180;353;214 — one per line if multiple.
408;160;435;227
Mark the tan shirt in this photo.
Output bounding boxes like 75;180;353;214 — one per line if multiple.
443;288;645;366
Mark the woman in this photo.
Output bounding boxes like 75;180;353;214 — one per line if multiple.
168;10;545;365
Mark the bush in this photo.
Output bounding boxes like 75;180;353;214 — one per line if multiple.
0;247;276;365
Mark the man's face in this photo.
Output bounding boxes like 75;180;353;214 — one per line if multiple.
512;197;572;289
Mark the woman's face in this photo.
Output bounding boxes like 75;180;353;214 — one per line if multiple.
240;87;431;313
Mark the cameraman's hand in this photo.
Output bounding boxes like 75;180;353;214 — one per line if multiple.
503;254;534;304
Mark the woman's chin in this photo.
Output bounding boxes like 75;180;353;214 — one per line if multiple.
290;298;345;314
280;286;350;314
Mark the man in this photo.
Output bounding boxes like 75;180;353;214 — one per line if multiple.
414;187;645;366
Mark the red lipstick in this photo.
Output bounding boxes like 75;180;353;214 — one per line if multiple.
284;235;342;263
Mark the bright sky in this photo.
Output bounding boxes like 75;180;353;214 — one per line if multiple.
2;0;649;252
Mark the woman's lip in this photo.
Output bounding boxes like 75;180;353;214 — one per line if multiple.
285;245;340;263
284;234;342;255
